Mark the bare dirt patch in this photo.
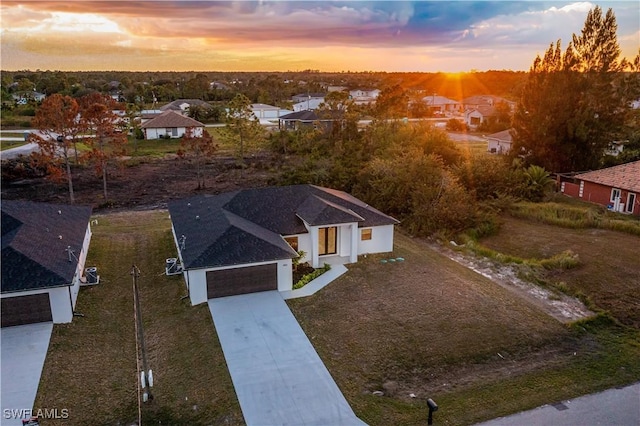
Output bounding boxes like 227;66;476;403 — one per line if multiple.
433;242;594;323
1;154;279;210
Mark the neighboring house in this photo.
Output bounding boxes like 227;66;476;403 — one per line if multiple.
279;110;319;130
293;98;325;112
140;110;204;139
160;99;212;116
210;81;231;91
465;105;497;128
486;129;513;154
559;160;640;215
605;140;627;157
422;95;462;114
292;93;326;103
12;91;46;104
349;89;381;105
168;185;398;305
1;201;93;327
250;104;293;124
462;95;516;111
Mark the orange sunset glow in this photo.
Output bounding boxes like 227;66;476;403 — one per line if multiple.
1;1;639;72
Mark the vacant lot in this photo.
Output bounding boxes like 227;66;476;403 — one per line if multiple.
481;215;640;328
35;211;243;425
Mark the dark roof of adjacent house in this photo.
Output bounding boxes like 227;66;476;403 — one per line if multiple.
140;110;204;129
1;201;92;293
168;185;398;269
575;161;640;193
279;110;320;121
486;129;513;142
160;99;212;111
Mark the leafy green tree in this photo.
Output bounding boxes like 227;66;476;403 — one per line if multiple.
374;84;409;119
353;153;476;235
512;6;632;172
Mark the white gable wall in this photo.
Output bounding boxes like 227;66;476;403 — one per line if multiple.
358;224;394;255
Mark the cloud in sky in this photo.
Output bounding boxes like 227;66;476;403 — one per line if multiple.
1;1;638;72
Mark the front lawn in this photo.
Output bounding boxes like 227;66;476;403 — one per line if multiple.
288;232;640;425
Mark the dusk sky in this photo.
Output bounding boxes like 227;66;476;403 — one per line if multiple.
1;1;638;72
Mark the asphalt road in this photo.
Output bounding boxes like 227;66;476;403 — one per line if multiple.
476;382;640;426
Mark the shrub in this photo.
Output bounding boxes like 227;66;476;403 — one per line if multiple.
293;263;331;289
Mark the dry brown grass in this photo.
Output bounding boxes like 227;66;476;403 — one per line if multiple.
35;210;243;425
481;216;640;328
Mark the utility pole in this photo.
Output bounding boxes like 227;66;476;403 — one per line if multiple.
131;265;153;418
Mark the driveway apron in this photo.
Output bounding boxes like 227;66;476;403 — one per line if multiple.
209;291;366;426
1;322;54;426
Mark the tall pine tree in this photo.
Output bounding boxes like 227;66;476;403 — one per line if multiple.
512;6;633;172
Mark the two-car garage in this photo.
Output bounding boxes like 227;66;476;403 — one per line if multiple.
207;263;278;299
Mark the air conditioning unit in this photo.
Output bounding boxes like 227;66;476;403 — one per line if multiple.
83;267;100;285
165;258;183;276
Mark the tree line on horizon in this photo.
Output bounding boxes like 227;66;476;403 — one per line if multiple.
2;5;639;239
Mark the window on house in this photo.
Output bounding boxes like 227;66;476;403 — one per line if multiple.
318;227;337;255
610;188;621;202
626;193;636;213
171;128;178;136
284;236;298;251
361;229;372;241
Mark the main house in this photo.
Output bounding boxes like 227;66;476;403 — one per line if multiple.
559;160;640;215
1;201;93;327
168;185;398;305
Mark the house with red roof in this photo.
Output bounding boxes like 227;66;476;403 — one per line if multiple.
559;160;640;215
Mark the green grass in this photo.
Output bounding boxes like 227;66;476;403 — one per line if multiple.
1;139;29;150
510;199;640;236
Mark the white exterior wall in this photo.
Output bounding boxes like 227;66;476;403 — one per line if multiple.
0;286;73;324
357;225;395;255
487;140;512;154
145;126;203;139
185;259;293;306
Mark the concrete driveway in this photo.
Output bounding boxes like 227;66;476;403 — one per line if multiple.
209;291;366;426
1;322;53;425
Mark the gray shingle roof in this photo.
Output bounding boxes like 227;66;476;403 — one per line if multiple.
140;110;204;129
1;201;92;293
168;185;398;269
